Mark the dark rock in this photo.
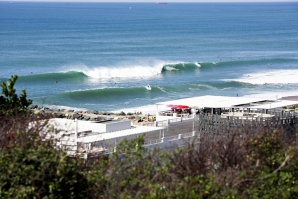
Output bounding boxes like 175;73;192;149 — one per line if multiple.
86;110;92;114
93;110;99;114
83;116;90;121
119;111;126;116
29;105;38;109
57;114;64;118
72;114;81;119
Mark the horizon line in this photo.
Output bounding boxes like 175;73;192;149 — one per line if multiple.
1;0;298;2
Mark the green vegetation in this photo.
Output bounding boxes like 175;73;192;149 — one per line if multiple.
1;75;298;198
0;75;32;116
0;139;91;199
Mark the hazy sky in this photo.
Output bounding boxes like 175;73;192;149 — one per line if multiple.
1;0;297;2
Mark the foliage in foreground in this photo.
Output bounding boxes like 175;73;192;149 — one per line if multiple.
0;142;90;199
1;75;298;198
0;115;92;199
1;114;298;199
0;75;32;116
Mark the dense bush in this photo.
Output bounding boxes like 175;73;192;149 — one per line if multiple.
0;75;32;116
0;141;91;198
1;75;298;198
2;115;298;198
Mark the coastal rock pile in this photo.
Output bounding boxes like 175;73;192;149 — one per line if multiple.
29;105;129;121
29;105;157;126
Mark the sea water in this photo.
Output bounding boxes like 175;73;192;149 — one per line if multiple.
0;2;297;113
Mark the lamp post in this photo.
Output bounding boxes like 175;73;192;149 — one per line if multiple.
75;118;78;151
191;108;196;133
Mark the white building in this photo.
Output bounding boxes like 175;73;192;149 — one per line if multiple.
42;95;298;159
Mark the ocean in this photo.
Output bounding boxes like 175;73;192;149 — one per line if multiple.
0;2;298;113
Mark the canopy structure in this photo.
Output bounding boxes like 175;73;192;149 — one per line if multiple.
156;95;298;110
171;105;189;110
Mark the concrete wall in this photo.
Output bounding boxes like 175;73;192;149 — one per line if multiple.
87;133;142;149
77;120;131;133
104;120;131;132
48;118;132;134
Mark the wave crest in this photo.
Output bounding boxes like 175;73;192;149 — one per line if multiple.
65;59;171;79
231;69;298;85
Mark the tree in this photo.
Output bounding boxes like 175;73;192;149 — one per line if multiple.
0;75;32;115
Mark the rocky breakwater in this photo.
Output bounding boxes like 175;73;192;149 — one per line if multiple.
29;105;137;122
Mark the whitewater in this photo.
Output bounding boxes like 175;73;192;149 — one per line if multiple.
0;2;297;113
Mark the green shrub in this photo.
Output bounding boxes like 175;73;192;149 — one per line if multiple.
0;141;91;199
0;75;32;116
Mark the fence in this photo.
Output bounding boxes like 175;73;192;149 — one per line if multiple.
156;120;168;127
156;116;195;127
198;113;297;138
143;139;163;145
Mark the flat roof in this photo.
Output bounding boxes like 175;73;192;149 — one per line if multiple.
78;125;164;143
279;96;298;101
156;95;298;109
247;100;298;109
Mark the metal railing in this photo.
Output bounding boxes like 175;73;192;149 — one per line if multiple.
168;118;181;123
87;149;111;158
142;122;155;127
167;135;180;141
181;132;193;138
143;139;163;146
156;120;168;127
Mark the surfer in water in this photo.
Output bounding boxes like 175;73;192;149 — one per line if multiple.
195;62;201;67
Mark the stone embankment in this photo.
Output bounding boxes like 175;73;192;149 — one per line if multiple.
29;105;155;125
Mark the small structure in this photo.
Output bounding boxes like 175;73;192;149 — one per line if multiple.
155;95;298;139
42;118;166;158
155;95;298;120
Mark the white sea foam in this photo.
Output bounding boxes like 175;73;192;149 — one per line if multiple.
62;59;180;79
156;86;167;93
64;87;108;93
165;66;178;71
242;90;298;100
228;69;298;85
46;104;85;111
197;84;217;90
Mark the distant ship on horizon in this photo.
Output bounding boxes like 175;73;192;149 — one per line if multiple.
156;2;167;4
